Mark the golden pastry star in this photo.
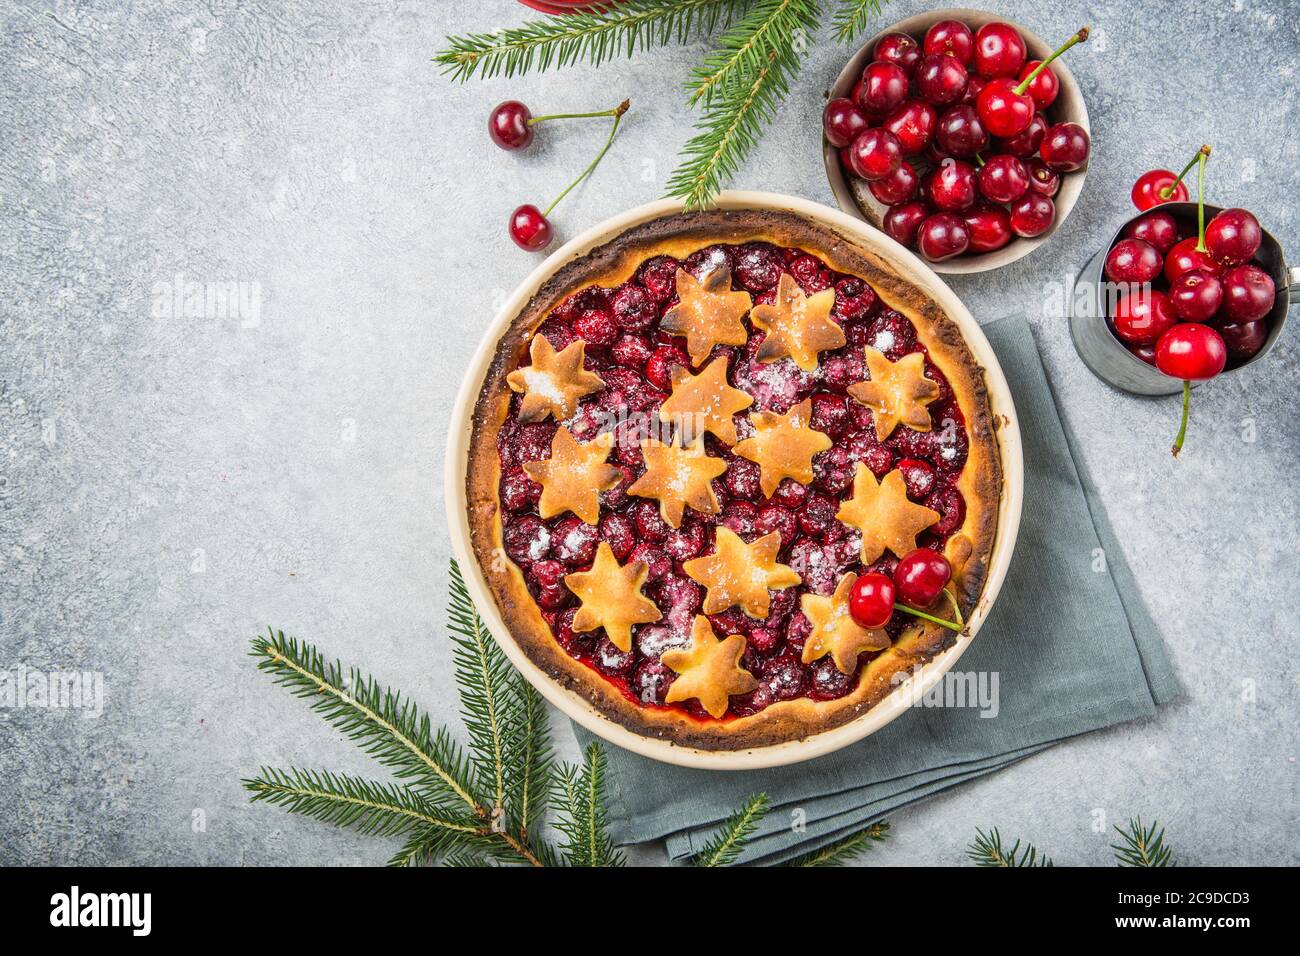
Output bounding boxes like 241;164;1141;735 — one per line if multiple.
662;615;759;719
835;464;940;564
732;398;833;498
658;355;754;447
800;572;891;675
564;541;663;652
506;334;606;423
847;348;941;442
750;272;845;372
660;265;753;367
522;426;622;525
683;527;801;620
626;435;727;529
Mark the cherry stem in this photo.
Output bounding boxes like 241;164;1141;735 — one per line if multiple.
1171;379;1190;458
894;600;963;633
1194;146;1209;252
1157;144;1210;199
528;99;630;125
1013;27;1089;96
541;100;630;218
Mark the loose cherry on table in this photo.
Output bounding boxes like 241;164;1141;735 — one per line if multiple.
489;99;628;151
507;99;630;251
975;28;1087;138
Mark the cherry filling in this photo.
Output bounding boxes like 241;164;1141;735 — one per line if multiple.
496;241;969;721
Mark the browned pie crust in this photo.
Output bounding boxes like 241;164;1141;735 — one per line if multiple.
466;209;1002;751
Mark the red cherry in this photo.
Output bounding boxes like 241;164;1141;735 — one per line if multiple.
994;111;1047;157
1204;208;1262;266
1112;288;1177;345
858;60;910;115
882;100;937;155
963;203;1013;253
1127;343;1157;365
976;77;1034;138
1168;271;1224;322
924;19;975;65
509;204;553;251
930;159;978;211
1024;157;1060;196
1219;264;1275;323
915;53;969;106
960;74;987;106
1155;323;1226;380
822;97;868;147
1123;210;1179;253
874;32;922;75
1017;59;1059;109
917;213;971;261
1009;192;1055;238
893;549;952;609
973;22;1027;78
848;572;895;629
1164;237;1222;283
1131;170;1187;210
1040;122;1090;172
848;128;903;181
1104;238;1162;284
883;201;931;247
867;160;919;204
1218;321;1269;362
935;104;988;157
977;154;1029;203
489;100;534;150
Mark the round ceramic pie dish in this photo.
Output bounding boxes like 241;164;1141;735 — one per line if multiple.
445;191;1023;769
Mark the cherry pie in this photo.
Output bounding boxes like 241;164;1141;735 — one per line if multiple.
466;209;1002;749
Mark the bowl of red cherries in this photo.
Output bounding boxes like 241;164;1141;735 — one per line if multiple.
823;9;1091;273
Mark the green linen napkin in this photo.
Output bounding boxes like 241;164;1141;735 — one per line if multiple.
574;313;1181;864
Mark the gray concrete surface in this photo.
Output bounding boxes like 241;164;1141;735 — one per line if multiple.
1;0;1296;867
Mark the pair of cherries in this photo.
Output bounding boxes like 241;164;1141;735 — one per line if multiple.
848;549;959;631
489;98;630;251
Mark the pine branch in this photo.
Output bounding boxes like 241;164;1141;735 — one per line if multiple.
250;630;478;811
967;827;1054;867
1111;818;1174;867
435;0;750;82
667;0;819;210
688;0;815;105
693;793;770;866
783;820;890;866
553;743;625;867
832;0;884;43
507;678;554;838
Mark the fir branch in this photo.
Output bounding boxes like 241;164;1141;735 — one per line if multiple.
832;0;884;43
967;827;1054;867
693;793;770;866
783;820;890;866
507;678;554;838
689;0;815;105
1111;818;1174;867
435;0;749;82
553;743;625;867
250;630;478;811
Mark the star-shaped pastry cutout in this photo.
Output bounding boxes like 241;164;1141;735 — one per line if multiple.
658;355;754;447
662;615;758;719
750;272;845;372
660;266;753;367
626;436;727;529
522;426;622;525
506;334;606;423
732;398;833;498
835;464;940;564
800;572;891;675
683;527;801;620
563;541;663;652
846;348;940;442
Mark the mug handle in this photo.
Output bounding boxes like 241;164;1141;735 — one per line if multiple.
1289;266;1300;304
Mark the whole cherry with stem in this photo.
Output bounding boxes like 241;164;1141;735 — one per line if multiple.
508;99;630;251
976;28;1088;138
1131;144;1208;210
489;98;628;151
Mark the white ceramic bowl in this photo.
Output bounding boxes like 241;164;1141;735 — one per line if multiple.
824;8;1091;274
445;191;1024;769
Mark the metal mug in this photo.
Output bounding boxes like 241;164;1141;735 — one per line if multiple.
1069;202;1296;396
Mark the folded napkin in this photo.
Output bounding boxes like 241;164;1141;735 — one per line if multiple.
574;313;1181;864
